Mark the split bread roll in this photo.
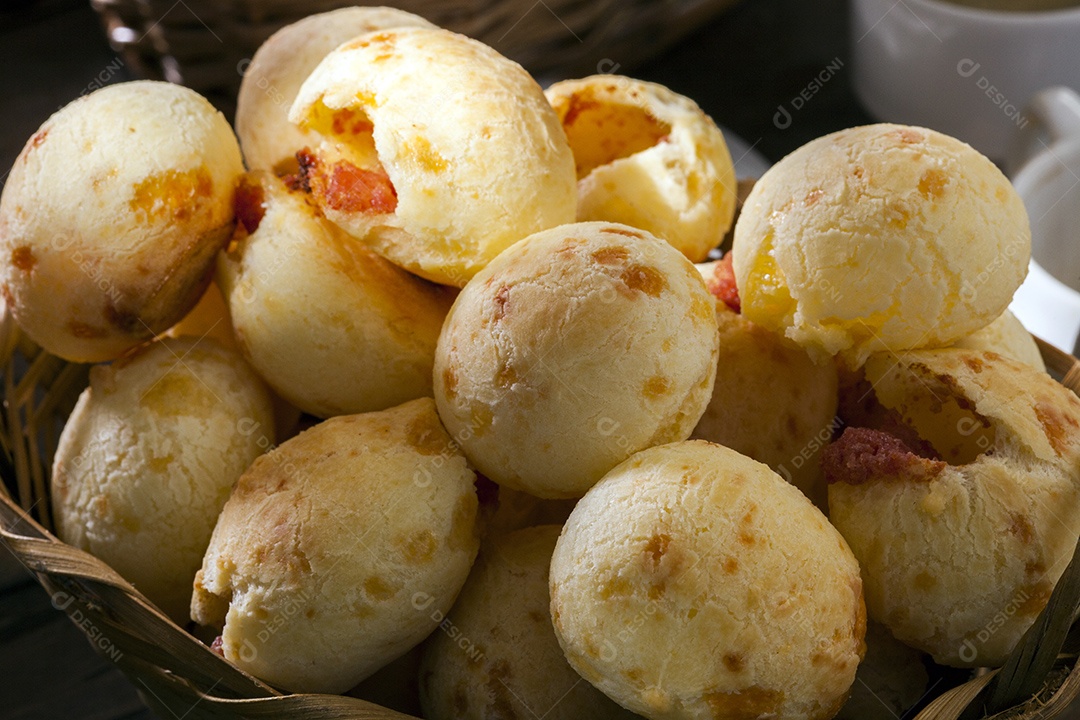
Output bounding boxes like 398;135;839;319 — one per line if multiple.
289;27;576;286
0;80;243;362
545;76;736;263
733;124;1030;365
236;6;434;174
434;221;719;499
826;348;1080;666
191;398;483;693
692;258;838;508
51;337;273;623
217;171;454;418
550;440;865;720
419;525;637;720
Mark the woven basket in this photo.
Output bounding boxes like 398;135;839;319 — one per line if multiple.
4;306;1080;718
88;0;741;114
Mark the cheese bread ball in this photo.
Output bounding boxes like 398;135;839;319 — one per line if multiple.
289;27;576;286
419;525;638;720
191;399;483;693
434;222;719;499
236;7;434;174
217;171;454;418
733;124;1030;365
692;259;838;508
953;309;1045;371
827;348;1080;666
0;81;243;362
546;76;736;263
51;337;273;623
550;441;865;720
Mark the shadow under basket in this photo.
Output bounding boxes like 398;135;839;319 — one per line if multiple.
88;0;743;115
5;312;1080;719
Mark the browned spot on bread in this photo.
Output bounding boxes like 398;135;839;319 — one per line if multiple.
603;228;645;239
599;576;632;599
406;413;447;456
441;365;458;399
804;188;823;206
913;571;937;591
10;246;34;271
495;362;517;388
452;684;469;715
129;167;213;221
722;653;745;672
822;427;947;485
1016;580;1053;617
1034;401;1078;456
591;246;630;265
493;285;510;321
363;575;397;600
470;402;493;436
560;93;601;127
1009;514;1035;545
485;659;519;719
620;264;666;297
645;533;671;565
104;302;140;333
233;177;265;234
69;321;107;339
400;529;437;563
643;375;670;398
30;128;48;148
893;128;925;144
704;686;784;719
647;580;666;599
918;169;948;199
341;31;397;51
723;557;739;574
964;354;985;373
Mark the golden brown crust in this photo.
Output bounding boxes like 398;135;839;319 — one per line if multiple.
0;81;243;362
434;222;719;499
191;398;481;694
51;337;273;623
550;440;865;718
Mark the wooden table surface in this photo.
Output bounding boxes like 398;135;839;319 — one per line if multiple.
2;0;1066;718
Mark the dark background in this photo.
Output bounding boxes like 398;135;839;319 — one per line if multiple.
0;0;870;717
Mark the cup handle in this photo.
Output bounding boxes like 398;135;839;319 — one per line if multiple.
1006;87;1080;177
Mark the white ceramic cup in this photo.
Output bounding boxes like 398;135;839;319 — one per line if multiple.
1008;87;1080;352
851;0;1080;159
